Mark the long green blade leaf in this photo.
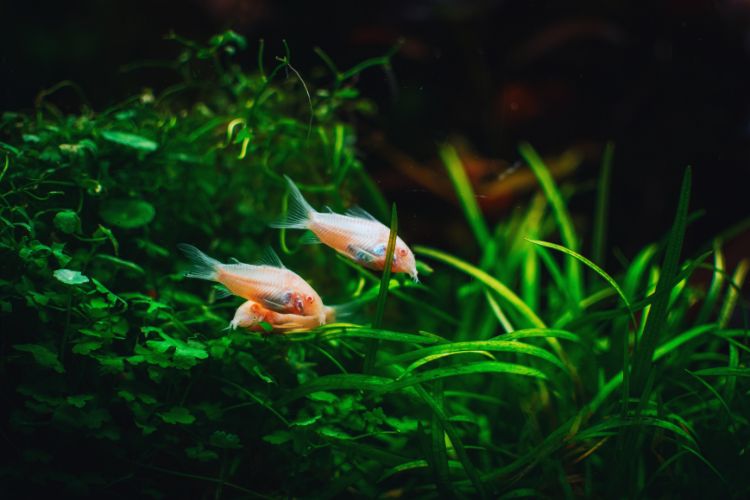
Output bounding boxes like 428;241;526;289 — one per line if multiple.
519;142;582;302
279;362;547;404
630;167;692;396
415;246;545;328
415;385;488;497
385;340;565;372
527;238;635;325
440;143;491;246
364;203;398;372
379;361;548;394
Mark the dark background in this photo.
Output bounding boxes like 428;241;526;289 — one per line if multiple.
2;0;749;265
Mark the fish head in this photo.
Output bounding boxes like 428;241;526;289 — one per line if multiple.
281;291;310;315
282;274;326;319
293;290;326;319
392;240;418;282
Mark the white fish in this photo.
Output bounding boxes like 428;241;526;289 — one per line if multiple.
178;244;327;324
270;176;418;281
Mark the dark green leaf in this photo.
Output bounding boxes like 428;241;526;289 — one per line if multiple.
263;431;293;445
99;199;156;229
692;367;750;377
72;341;103;355
66;395;94;408
209;430;242;449
157;406;196;425
631;168;692;396
14;344;65;373
53;210;80;234
186;444;219;462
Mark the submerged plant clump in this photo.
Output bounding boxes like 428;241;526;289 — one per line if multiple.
1;32;749;498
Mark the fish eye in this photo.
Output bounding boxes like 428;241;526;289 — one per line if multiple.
399;248;408;256
306;295;314;304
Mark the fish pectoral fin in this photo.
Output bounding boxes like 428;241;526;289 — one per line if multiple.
213;285;234;299
262;289;302;313
298;231;321;245
261;297;287;312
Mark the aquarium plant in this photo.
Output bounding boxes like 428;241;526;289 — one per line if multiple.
1;31;748;498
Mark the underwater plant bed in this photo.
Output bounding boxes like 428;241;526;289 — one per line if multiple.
1;32;749;499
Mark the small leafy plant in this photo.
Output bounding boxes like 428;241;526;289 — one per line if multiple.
1;32;748;498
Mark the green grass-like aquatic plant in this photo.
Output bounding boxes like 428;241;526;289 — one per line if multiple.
363;202;398;373
1;31;749;499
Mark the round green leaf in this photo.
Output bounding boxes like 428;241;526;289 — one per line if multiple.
262;430;292;445
186;445;218;462
53;269;90;285
157;406;195;425
53;210;80;234
209;431;242;449
100;199;155;229
14;344;65;373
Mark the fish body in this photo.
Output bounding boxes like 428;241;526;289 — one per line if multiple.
230;299;336;333
270;176;419;281
178;244;327;323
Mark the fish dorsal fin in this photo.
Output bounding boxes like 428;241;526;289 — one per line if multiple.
228;257;241;264
256;247;286;268
345;205;378;221
323;205;335;214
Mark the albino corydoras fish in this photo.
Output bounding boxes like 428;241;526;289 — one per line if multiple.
230;299;336;333
178;244;327;324
270;176;419;281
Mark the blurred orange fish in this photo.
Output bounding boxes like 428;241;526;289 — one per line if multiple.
178;244;327;324
271;176;418;281
230;299;336;333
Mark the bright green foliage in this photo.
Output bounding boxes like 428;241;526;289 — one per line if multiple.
2;31;749;499
53;268;90;285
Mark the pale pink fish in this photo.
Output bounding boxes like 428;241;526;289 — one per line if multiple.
270;176;419;281
230;299;336;333
178;244;327;324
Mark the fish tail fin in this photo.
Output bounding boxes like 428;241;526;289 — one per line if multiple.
269;175;315;229
327;300;363;322
177;243;221;281
324;305;338;323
